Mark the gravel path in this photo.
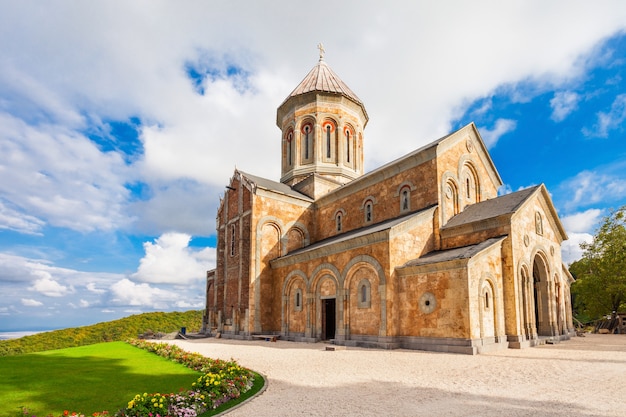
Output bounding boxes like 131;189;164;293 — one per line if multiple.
168;334;626;416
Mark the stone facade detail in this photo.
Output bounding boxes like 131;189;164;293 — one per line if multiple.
203;56;575;354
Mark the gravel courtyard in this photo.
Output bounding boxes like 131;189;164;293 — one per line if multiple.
169;334;626;416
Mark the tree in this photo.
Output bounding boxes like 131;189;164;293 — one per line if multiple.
570;206;626;321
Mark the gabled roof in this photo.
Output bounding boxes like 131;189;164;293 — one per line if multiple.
271;205;437;268
443;186;541;229
280;57;364;108
237;170;313;202
402;236;506;268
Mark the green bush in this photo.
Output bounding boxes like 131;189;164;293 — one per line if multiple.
0;310;203;356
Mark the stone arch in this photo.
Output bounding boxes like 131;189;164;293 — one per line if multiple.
322;118;338;162
477;274;497;339
361;196;377;223
283;221;310;254
396;181;416;213
311;268;340;340
518;262;535;340
531;250;553;336
282;272;308;335
299;117;315;163
334;208;346;232
459;158;481;205
441;171;460;224
283;125;295;169
342;255;387;336
343;123;356;166
344;262;380;337
253;216;284;332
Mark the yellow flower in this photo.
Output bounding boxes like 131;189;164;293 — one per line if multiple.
214;381;220;386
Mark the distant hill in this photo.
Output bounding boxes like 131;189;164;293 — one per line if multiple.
0;310;203;356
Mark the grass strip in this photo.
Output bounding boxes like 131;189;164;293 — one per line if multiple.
0;342;201;417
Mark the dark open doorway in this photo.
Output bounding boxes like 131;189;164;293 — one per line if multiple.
322;298;336;340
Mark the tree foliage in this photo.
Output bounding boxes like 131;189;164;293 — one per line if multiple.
570;206;626;320
0;310;203;356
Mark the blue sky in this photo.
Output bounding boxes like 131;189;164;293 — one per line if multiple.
1;1;626;332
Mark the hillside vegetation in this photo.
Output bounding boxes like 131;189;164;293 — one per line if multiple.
0;310;203;356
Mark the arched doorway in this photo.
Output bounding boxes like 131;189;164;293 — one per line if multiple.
532;254;553;336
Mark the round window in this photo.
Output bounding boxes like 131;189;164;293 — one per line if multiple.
419;292;437;314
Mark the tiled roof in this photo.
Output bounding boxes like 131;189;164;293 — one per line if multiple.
238;171;313;202
442;186;540;229
282;205;437;258
282;58;364;106
402;236;506;267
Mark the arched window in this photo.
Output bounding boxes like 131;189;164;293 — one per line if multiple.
485;291;490;309
230;224;236;256
466;177;471;199
326;125;331;158
294;288;303;312
334;209;345;233
357;279;371;308
401;188;410;212
535;212;543;235
365;202;373;223
346;130;351;163
287;131;293;166
304;125;310;160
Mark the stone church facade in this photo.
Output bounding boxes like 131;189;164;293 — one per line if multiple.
203;54;576;354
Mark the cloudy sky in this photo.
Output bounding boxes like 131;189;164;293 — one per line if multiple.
1;1;626;332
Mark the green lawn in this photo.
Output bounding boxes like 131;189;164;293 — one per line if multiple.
0;342;201;417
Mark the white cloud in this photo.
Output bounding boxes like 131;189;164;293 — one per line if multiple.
21;298;43;307
478;119;517;148
584;94;626;137
86;282;106;294
561;232;593;265
132;233;215;284
561;170;626;210
550;91;580;122
561;209;603;233
110;278;175;309
29;276;74;297
0;112;132;233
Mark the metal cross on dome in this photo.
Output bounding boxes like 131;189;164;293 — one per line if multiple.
317;43;325;60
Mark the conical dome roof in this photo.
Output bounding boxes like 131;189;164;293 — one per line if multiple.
281;56;364;108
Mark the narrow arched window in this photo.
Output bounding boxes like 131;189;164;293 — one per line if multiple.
294;288;303;311
287;132;293;166
326;125;331;158
346;130;351;162
485;291;490;309
466;177;471;199
304;125;310;160
365;202;373;222
402;189;409;211
230;224;236;256
357;279;371;308
336;213;342;232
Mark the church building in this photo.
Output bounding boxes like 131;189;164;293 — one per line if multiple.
203;51;576;354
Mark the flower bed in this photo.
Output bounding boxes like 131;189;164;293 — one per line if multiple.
116;340;255;417
17;341;255;417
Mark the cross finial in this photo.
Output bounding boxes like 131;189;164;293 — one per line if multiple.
317;43;325;61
